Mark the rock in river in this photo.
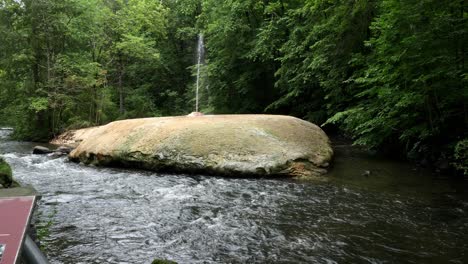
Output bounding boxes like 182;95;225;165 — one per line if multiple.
61;115;333;177
32;146;53;154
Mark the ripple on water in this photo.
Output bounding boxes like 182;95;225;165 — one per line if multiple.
2;140;468;263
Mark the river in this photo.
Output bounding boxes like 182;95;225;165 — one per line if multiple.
1;129;467;263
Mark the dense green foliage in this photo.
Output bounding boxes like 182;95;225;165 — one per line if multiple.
0;0;196;139
0;0;466;174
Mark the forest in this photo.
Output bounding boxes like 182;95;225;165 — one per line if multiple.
0;0;466;175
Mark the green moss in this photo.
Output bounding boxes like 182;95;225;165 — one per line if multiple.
36;207;57;251
117;128;146;154
0;156;19;188
151;259;177;264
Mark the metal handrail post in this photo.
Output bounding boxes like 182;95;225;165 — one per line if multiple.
22;235;50;264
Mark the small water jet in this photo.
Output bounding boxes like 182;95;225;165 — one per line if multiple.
195;33;205;114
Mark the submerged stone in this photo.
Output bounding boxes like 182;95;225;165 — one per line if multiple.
60;115;333;177
32;146;53;155
55;146;73;154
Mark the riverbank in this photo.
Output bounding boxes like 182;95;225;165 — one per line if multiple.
326;132;468;179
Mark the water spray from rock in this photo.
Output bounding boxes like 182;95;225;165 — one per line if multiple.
195;33;205;113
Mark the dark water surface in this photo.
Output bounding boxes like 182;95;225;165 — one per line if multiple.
1;129;467;263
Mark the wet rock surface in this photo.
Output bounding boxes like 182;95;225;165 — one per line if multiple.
32;146;53;155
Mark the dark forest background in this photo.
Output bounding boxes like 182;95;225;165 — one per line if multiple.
0;0;466;174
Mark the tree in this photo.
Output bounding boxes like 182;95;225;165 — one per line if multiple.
200;0;282;113
327;0;467;163
271;0;376;123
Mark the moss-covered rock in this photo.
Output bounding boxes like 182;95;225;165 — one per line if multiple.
0;156;19;188
65;115;333;177
151;259;177;264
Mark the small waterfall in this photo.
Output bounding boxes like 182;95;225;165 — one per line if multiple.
195;34;205;113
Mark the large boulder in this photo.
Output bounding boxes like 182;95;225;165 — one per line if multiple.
66;115;333;177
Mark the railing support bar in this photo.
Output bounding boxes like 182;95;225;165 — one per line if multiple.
23;235;49;264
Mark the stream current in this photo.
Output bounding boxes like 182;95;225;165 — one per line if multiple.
1;129;467;263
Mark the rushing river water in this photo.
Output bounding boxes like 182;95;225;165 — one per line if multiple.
1;129;468;264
